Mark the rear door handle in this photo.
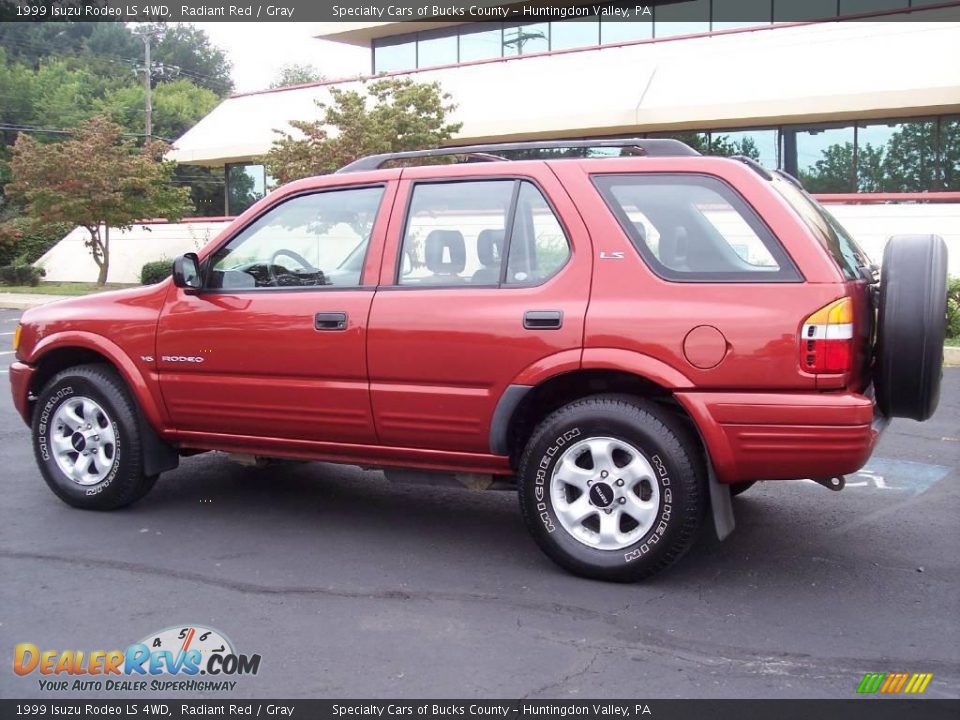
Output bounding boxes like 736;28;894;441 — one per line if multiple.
524;310;563;330
315;312;348;331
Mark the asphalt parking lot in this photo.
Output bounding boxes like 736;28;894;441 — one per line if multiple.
0;306;958;700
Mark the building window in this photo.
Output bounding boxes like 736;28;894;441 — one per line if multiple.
600;7;653;44
773;0;837;21
942;117;960;191
373;35;417;73
839;0;908;13
648;131;711;155
655;0;711;37
503;22;549;55
856;119;937;192
790;125;856;193
712;0;772;29
710;128;779;168
550;19;600;49
459;23;504;63
226;163;266;216
417;29;458;68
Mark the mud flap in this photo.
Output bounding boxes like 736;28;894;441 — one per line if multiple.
708;461;735;541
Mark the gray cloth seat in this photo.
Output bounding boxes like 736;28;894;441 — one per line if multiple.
472;229;504;285
424;229;466;283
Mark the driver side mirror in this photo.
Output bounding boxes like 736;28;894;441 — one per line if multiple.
172;253;202;291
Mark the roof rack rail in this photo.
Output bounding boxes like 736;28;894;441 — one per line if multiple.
337;138;699;173
730;154;773;181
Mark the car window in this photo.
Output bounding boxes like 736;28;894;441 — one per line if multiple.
207;186;384;290
398;179;570;287
594;174;801;282
504;181;571;285
771;174;870;280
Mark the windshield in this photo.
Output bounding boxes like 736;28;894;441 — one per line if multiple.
771;174;871;281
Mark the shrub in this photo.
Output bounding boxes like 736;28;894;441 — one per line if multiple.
0;216;71;266
141;259;173;285
0;263;45;287
947;276;960;340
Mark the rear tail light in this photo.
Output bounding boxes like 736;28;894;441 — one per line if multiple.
801;297;854;374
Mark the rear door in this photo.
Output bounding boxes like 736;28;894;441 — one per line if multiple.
157;178;396;444
366;163;591;454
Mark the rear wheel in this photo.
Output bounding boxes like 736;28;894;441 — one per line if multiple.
875;234;948;421
32;364;157;510
517;395;706;582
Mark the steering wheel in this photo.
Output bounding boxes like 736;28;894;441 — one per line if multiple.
267;249;318;286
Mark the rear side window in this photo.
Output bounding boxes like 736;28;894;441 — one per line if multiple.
398;179;571;286
594;174;801;282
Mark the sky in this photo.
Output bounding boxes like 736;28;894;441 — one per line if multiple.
194;23;369;94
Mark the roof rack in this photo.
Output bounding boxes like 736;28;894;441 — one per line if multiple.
337;138;699;173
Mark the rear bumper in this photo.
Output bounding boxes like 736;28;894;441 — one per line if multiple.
9;361;35;426
675;390;883;484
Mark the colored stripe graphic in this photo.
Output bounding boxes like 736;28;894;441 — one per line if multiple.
858;672;933;694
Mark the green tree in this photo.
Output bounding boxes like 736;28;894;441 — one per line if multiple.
800;142;855;193
270;63;325;89
4;116;191;284
265;78;462;184
98;78;220;140
145;23;233;96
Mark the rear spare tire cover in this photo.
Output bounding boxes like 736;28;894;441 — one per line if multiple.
876;234;948;421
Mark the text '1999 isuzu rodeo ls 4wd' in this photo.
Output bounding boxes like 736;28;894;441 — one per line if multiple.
10;139;948;581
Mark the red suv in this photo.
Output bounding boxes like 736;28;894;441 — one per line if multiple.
10;140;948;581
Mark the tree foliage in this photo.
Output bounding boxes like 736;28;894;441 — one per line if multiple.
270;63;325;89
4;116;191;284
265;78;462;184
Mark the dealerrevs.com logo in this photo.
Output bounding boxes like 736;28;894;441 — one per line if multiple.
14;625;261;692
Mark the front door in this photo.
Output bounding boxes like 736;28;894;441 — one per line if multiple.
157;181;394;444
366;165;592;454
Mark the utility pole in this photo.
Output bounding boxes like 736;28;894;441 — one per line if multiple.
134;28;160;140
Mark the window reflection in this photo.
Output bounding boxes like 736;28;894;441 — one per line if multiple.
942;118;960;191
857;120;937;192
373;37;416;73
418;29;457;68
711;129;779;167
550;19;600;49
226;163;266;216
600;10;653;44
503;23;549;55
459;24;503;62
794;126;856;193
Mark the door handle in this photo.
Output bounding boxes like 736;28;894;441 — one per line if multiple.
524;310;563;330
315;312;348;331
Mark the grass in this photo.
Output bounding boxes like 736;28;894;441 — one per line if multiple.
946;337;960;347
0;282;136;296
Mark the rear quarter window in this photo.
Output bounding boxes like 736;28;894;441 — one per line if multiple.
593;174;801;283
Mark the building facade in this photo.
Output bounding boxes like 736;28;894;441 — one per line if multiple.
39;1;960;281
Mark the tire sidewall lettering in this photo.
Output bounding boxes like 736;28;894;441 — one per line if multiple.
533;426;675;566
37;386;74;462
534;427;582;534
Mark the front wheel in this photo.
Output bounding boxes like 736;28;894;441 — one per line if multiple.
517;395;706;582
32;364;157;510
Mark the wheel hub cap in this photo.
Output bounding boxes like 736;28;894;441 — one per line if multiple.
589;482;614;508
50;396;117;486
549;436;661;551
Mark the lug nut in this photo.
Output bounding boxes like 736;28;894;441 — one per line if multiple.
615;479;624;487
604;508;613;514
587;479;593;486
600;470;609;478
618;497;626;504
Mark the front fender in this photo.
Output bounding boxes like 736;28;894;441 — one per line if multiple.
28;331;169;437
